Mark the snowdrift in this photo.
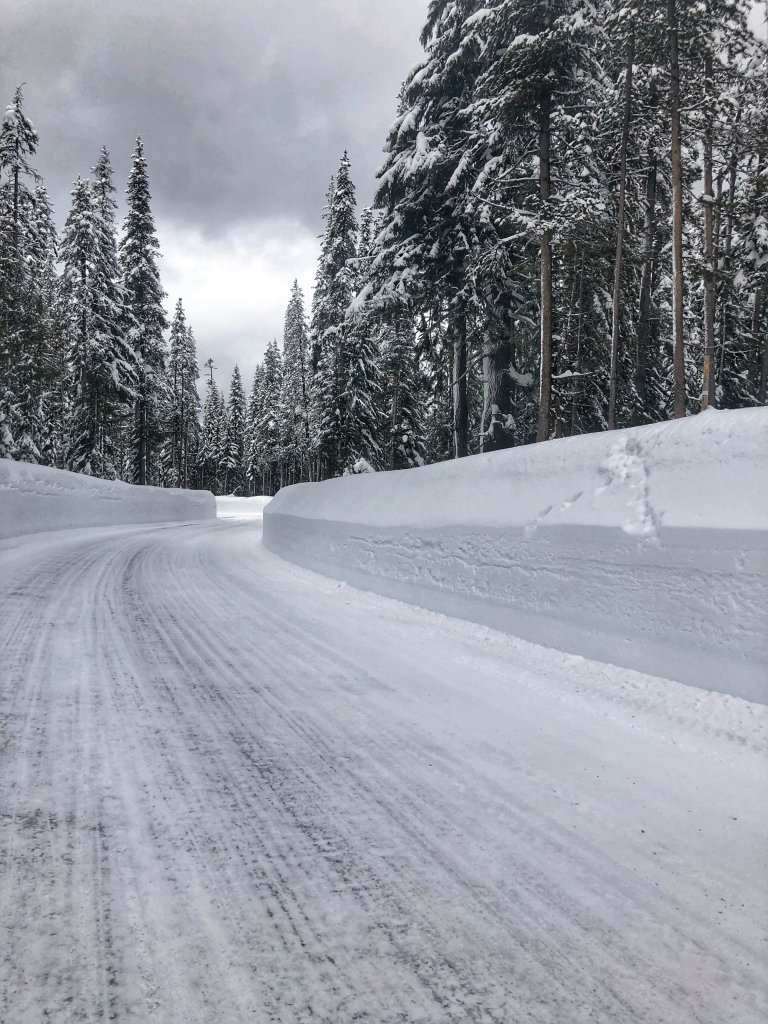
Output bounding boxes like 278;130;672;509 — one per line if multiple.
264;409;768;703
0;459;215;540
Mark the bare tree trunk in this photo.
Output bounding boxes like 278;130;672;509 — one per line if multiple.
701;23;716;410
537;89;553;442
481;332;513;453
669;0;686;418
717;142;738;390
609;25;635;430
389;371;400;470
453;312;469;458
134;397;147;486
570;252;586;435
757;284;767;402
634;73;662;426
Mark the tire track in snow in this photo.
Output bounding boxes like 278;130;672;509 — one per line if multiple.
108;528;765;1024
159;529;752;1016
0;538;132;1022
1;520;765;1023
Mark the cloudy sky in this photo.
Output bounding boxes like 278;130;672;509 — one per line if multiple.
0;0;426;388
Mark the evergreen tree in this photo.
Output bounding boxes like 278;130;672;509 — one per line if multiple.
60;169;134;477
309;152;360;477
27;184;64;467
339;206;383;472
200;373;225;493
379;317;425;470
225;364;247;494
0;85;42;459
258;340;284;492
246;363;265;494
374;3;487;457
164;299;200;487
279;280;311;483
119;137;167;485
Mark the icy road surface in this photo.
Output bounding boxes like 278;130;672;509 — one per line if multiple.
1;517;766;1024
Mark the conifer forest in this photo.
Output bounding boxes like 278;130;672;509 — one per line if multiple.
1;0;766;496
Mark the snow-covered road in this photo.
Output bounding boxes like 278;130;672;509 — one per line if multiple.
1;518;766;1023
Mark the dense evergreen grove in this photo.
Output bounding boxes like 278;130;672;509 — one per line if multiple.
1;0;766;494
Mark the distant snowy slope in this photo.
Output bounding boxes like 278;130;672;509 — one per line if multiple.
0;459;215;541
265;409;768;702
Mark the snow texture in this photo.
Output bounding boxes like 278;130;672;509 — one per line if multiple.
265;409;768;703
0;518;766;1023
216;495;272;520
0;458;215;540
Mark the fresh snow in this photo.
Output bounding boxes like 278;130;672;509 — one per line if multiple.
0;413;766;1023
265;408;768;702
0;458;215;540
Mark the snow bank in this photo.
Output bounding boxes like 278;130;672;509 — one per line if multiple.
0;459;215;540
264;409;768;703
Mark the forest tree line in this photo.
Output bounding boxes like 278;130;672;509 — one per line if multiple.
1;0;766;495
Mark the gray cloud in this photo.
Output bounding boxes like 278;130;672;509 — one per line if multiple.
1;0;424;234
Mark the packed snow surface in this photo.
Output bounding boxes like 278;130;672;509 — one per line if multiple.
0;518;765;1023
265;409;768;702
0;458;215;540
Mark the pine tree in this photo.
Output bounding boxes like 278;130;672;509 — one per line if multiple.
164;299;200;486
200;373;225;493
374;3;487;457
92;146;135;449
246;363;265;494
279;280;311;483
309;152;360;478
0;85;42;459
225;364;247;494
379;316;425;470
60;168;134;477
259;340;284;492
27;184;64;467
337;206;383;472
119;137;167;485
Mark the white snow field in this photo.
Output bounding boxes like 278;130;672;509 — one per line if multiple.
265;407;768;703
0;457;215;540
1;420;766;1024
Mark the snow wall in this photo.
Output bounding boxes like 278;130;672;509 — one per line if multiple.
0;459;216;540
264;409;768;704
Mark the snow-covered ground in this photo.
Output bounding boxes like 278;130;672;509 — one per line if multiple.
265;408;768;702
1;512;766;1022
1;419;766;1022
216;494;272;520
0;458;215;540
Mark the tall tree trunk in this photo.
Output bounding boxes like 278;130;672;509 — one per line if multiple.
134;396;147;486
701;23;716;410
12;162;20;255
634;154;658;423
570;252;586;435
757;284;767;402
452;312;469;458
669;0;686;418
389;371;400;470
537;89;553;441
609;24;635;430
481;330;513;453
717;139;739;390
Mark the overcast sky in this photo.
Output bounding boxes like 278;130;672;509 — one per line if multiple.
0;0;425;388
